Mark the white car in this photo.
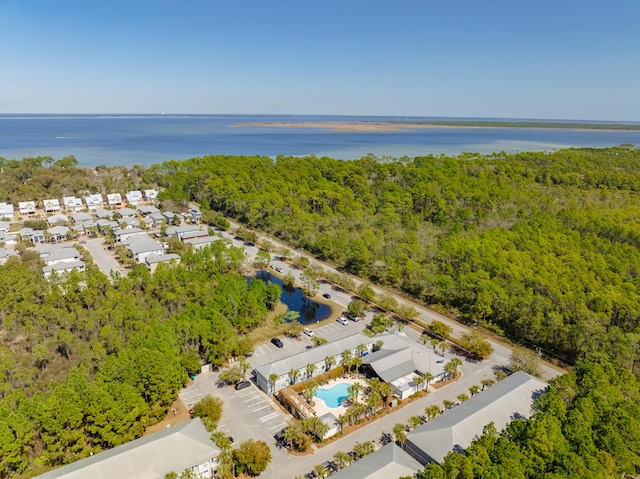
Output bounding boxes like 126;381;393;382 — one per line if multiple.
303;328;315;337
336;317;349;326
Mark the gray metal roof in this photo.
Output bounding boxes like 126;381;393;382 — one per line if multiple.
145;253;181;265
332;444;423;479
34;418;220;479
254;332;373;379
124;235;163;255
405;371;547;464
361;333;445;382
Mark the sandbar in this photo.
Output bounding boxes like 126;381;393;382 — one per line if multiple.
233;121;454;132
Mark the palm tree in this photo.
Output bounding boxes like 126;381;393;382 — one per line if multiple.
304;381;319;404
379;382;393;406
469;385;481;396
481;378;495;390
347;382;362;404
414;375;425;393
356;343;367;357
424;404;441;421
408;415;423;430
336;414;347;433
289;368;300;385
457;393;469;403
420;332;431;345
306;362;317;379
324;355;336;372
422;372;435;391
341;349;353;373
393;423;407;445
269;373;279;395
333;451;351;469
443;399;454;410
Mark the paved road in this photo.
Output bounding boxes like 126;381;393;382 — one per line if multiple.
79;237;124;277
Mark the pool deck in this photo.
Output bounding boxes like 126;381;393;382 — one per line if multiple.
313;377;368;418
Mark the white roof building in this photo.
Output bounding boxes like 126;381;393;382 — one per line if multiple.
63;196;84;212
33;418;220;479
42;260;86;279
84;194;104;210
123;235;164;263
145;253;181;272
43;199;61;213
18;201;36;216
144;189;158;201
332;444;423;479
0;202;14;219
47;214;69;226
404;371;547;465
126;190;143;205
106;193;123;206
114;228;146;243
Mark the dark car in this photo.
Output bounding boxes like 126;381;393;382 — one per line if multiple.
235;380;252;390
271;337;284;348
323;293;331;299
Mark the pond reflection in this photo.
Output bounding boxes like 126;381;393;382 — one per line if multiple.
251;270;332;325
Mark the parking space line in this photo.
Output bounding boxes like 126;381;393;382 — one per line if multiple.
242;396;260;403
246;399;265;408
237;391;257;399
269;421;288;430
260;412;280;422
252;404;271;413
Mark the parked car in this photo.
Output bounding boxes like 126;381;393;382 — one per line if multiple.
235;380;252;390
303;328;315;337
336;317;349;326
271;337;284;348
322;293;331;299
274;267;283;273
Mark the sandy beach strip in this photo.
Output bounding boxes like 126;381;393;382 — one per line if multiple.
232;121;458;132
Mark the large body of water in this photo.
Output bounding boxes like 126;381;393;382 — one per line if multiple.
1;114;639;167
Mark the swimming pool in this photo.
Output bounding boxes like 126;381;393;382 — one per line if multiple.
315;383;351;408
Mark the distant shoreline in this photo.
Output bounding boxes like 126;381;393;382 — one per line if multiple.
236;121;640;133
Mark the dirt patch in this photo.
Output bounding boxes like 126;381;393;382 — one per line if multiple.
143;396;192;436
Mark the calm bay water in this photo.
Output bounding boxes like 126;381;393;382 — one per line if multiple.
0;114;639;167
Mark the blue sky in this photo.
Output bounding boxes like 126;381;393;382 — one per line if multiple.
1;0;638;120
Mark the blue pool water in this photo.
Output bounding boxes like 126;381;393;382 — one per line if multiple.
315;383;351;408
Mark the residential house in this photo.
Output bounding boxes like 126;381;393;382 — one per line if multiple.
63;196;83;212
96;219;119;235
94;208;112;220
114;228;146;243
187;208;202;222
145;253;181;273
47;214;69;226
117;207;137;218
43;199;61;213
162;211;179;224
0;231;18;245
48;225;70;241
122;235;164;263
331;444;423;479
166;225;205;240
120;217;141;229
70;212;93;225
19;227;45;243
0;202;15;219
126;190;143;205
184;236;219;250
143;212;164;228
106;193;123;207
404;371;547;465
0;222;10;233
143;189;158;202
84;194;104;210
43;261;86;279
18;201;36;216
138;205;160;215
0;247;17;265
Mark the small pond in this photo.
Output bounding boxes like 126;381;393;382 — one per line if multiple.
251;270;332;325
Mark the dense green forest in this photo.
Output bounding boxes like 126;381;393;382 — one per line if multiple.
418;356;640;478
146;146;640;370
0;243;281;478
